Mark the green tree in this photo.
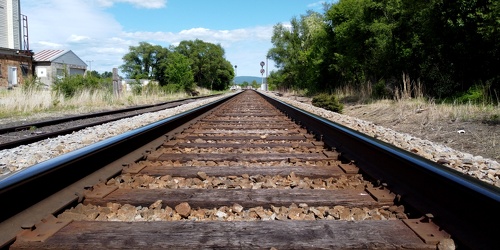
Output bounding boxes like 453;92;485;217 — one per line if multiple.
175;39;234;90
164;52;195;92
251;80;260;89
268;11;331;92
87;70;101;78
101;71;113;78
120;42;170;85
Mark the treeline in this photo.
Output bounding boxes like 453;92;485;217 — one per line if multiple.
120;39;234;92
267;0;499;101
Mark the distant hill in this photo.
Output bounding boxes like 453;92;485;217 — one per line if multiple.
234;76;263;84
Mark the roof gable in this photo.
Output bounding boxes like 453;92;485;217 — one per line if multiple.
33;50;87;67
33;50;66;62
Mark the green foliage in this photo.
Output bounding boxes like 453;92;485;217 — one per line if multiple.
454;85;489;104
373;80;393;99
120;39;234;91
267;0;500;102
311;93;344;113
164;52;195;92
120;42;170;84
240;81;249;88
175;39;234;91
162;83;182;93
52;74;108;98
129;79;143;95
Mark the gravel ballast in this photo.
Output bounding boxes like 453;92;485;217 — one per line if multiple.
1;90;499;187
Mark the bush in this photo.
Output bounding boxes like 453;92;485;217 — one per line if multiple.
52;75;103;98
162;83;182;94
373;80;394;99
312;93;344;113
454;85;488;104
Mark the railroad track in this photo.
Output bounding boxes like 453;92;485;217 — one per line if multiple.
0;94;220;150
0;90;498;249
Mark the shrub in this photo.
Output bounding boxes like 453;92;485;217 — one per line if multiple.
162;83;182;94
312;93;344;113
373;80;394;99
454;85;488;104
52;75;104;98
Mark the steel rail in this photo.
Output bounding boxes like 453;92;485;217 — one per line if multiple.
0;92;238;224
258;91;500;249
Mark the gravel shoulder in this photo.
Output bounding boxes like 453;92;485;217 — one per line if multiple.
343;104;500;162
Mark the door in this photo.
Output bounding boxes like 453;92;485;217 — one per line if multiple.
8;66;18;86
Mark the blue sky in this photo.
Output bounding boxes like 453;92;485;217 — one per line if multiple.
21;0;332;77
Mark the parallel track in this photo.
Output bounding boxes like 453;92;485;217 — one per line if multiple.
0;90;498;249
0;94;220;150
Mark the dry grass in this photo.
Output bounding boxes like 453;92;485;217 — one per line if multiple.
0;86;220;122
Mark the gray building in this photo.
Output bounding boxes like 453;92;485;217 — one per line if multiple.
0;0;21;50
33;50;87;86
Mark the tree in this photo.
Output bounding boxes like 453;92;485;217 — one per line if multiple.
87;70;101;78
175;39;234;90
268;11;330;92
164;52;195;92
101;71;113;78
120;42;170;85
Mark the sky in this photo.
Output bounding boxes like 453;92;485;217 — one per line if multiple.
20;0;332;77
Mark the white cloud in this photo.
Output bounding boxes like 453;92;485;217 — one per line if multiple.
21;0;275;76
68;35;91;43
123;26;273;47
37;41;64;48
96;0;167;9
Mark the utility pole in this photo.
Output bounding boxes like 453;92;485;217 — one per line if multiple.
86;60;93;72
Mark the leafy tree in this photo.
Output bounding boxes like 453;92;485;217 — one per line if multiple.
87;70;101;78
164;52;195;92
120;42;170;85
175;39;234;90
251;80;260;89
267;0;500;100
101;71;113;78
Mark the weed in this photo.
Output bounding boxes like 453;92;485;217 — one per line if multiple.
312;93;344;113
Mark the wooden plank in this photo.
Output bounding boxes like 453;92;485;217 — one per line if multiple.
191;129;300;135
10;220;432;249
84;189;390;208
215;113;279;116
183;135;308;141
193;125;297;130
151;153;328;162
138;165;345;178
199;119;291;123
164;142;319;149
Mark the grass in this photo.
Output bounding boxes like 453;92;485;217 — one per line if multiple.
0;86;223;122
332;74;500;123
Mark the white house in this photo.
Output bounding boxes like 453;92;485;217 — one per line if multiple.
33;50;87;86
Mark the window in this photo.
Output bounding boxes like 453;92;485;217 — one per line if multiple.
21;64;29;77
56;68;65;79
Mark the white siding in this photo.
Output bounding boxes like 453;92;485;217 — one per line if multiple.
0;0;21;49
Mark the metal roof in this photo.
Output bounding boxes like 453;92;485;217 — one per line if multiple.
33;50;67;62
